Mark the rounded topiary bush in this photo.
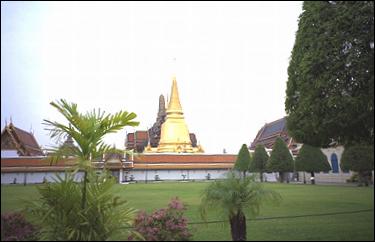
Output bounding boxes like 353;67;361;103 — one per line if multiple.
341;145;374;186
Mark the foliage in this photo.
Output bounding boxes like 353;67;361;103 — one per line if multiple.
200;172;281;241
346;172;359;183
43;99;139;212
341;145;374;186
130;198;192;241
250;144;269;181
285;1;374;147
43;99;139;164
267;138;294;173
341;145;374;172
1;212;39;241
234;144;252;177
295;144;331;172
27;171;136;241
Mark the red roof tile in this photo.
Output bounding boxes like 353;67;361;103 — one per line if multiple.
1;124;44;156
1;154;236;172
135;131;148;140
133;154;236;163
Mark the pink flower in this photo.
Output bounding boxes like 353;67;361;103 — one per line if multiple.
131;198;192;241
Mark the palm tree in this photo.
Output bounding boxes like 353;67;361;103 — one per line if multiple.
43;99;139;211
200;172;281;241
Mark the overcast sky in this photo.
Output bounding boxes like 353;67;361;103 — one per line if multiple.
1;1;303;154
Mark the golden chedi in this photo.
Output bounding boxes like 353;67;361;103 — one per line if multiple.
156;76;203;153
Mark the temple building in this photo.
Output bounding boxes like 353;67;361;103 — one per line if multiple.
250;117;300;155
250;117;352;183
120;77;232;182
125;77;202;153
1;77;235;184
1;122;44;157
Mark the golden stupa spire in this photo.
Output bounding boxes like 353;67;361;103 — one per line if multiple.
155;76;203;153
167;76;183;113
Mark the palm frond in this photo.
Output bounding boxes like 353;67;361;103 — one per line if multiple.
43;99;139;165
200;171;282;221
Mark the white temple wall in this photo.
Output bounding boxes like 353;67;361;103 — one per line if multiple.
1;172;84;184
122;169;231;182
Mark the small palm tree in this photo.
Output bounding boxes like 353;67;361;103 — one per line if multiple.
43;99;139;212
200;172;281;241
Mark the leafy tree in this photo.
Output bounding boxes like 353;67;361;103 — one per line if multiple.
267;137;294;183
285;1;374;147
200;172;281;241
234;144;252;178
295;144;331;184
28;171;136;241
250;144;269;182
43;99;138;211
341;144;374;186
42;99;139;240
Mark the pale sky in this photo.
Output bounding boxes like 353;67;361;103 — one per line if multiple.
1;1;303;154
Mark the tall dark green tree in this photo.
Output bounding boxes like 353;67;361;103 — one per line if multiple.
341;144;374;186
295;144;331;184
234;144;252;179
285;1;374;147
250;144;269;182
267;138;294;183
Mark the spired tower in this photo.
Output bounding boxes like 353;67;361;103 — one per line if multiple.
148;95;167;147
156;76;203;153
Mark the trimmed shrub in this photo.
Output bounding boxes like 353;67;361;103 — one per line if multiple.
267;137;294;183
250;144;269;182
234;144;252;178
130;197;192;241
341;145;374;186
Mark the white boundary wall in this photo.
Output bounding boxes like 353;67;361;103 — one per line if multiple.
123;169;230;182
1;172;85;184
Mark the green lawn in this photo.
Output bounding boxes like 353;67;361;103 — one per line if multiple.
1;182;374;241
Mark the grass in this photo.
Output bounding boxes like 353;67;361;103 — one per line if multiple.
1;181;374;241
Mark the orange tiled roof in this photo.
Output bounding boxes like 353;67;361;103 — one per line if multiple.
133;154;236;163
1;166;72;173
1;154;236;172
135;131;148;139
1;124;44;156
133;163;233;170
1;157;76;167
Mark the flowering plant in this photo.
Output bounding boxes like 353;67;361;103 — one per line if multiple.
129;197;192;241
1;212;39;241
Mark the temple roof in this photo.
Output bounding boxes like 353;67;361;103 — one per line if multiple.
134;154;236;163
1;123;44;156
250;117;292;150
1;154;236;172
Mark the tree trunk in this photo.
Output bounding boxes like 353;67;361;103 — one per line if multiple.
260;172;263;182
243;171;246;179
279;172;284;183
79;170;88;241
230;211;247;241
81;171;88;209
310;171;315;185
